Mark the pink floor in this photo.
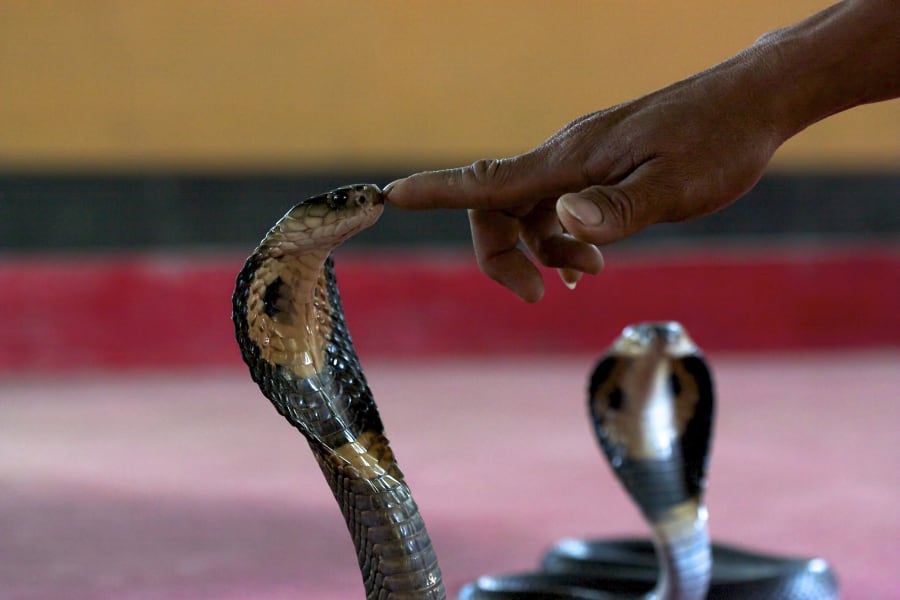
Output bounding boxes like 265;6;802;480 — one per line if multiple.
2;353;898;599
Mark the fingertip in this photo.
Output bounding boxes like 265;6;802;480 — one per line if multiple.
565;240;604;275
558;268;582;290
380;169;466;210
382;176;418;208
531;232;604;277
516;280;545;303
382;178;401;196
479;247;545;303
498;265;545;303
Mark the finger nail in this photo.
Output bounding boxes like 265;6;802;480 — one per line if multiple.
557;268;582;290
560;194;603;226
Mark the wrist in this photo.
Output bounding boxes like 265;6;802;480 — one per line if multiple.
749;0;900;142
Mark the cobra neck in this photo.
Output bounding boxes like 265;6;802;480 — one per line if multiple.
650;500;711;600
260;249;337;380
282;248;332;303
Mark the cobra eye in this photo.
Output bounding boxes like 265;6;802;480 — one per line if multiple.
327;190;350;209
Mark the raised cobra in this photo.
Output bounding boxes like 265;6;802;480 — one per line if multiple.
461;322;715;600
587;322;714;600
232;186;716;600
232;184;445;599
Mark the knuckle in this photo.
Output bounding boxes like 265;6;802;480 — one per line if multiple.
476;252;510;286
526;240;553;267
455;158;515;204
466;158;510;186
599;186;638;232
522;234;567;270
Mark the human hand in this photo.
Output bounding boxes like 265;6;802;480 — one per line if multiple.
386;53;783;302
386;0;899;302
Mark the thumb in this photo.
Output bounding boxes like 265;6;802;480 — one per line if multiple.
385;151;574;211
556;168;673;246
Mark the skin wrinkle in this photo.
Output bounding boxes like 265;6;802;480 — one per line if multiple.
597;184;637;235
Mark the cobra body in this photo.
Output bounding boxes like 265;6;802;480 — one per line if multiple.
462;322;714;600
232;184;445;599
588;322;714;600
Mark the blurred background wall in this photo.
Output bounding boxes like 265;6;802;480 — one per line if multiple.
2;7;896;597
0;0;897;367
2;0;899;246
1;0;898;250
2;0;899;171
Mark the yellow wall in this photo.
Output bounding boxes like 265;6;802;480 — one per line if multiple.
1;0;897;171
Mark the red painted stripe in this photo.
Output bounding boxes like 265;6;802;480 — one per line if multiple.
1;245;897;370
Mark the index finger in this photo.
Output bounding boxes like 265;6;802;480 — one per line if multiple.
384;149;578;211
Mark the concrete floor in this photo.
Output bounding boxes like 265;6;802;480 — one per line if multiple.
2;352;897;599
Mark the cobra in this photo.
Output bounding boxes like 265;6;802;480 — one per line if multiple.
461;322;715;600
232;184;445;599
589;322;714;599
232;186;715;599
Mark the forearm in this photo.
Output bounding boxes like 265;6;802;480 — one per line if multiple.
752;0;900;141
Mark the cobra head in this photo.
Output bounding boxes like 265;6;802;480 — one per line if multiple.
262;183;385;254
589;322;714;519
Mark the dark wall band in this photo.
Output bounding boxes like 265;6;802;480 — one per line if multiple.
1;171;898;251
